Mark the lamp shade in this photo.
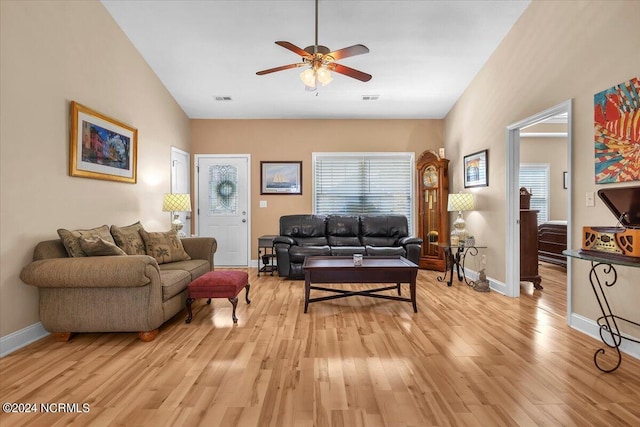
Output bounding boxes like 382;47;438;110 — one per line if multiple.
162;193;192;212
447;193;475;212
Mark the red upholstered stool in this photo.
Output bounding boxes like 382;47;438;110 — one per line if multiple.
185;271;251;324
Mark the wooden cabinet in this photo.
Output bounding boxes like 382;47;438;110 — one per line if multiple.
520;209;542;289
417;151;449;271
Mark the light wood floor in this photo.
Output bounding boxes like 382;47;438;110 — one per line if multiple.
2;267;640;426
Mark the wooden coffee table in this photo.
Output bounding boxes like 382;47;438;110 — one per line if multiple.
302;256;419;313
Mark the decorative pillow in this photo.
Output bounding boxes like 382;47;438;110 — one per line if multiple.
57;225;115;257
140;230;191;264
111;221;146;255
79;237;127;256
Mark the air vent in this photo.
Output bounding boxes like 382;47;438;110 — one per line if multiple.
214;96;232;101
362;95;379;101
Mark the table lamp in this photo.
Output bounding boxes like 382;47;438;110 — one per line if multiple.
162;193;192;236
447;193;475;245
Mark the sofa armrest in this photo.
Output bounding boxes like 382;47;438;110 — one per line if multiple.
181;237;217;267
274;236;296;246
20;255;158;289
398;236;423;246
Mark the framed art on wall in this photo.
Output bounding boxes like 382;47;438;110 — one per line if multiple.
260;161;302;194
70;101;137;184
463;149;488;188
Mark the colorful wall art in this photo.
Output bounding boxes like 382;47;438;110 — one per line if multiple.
594;77;640;183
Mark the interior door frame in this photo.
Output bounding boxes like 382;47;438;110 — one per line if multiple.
505;99;573;321
170;146;191;236
193;154;252;267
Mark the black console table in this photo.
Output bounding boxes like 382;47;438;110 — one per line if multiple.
431;242;485;287
564;249;640;373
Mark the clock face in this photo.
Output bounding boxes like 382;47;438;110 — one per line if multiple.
423;166;438;188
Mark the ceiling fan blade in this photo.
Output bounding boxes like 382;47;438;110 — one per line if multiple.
329;63;372;82
256;63;306;75
275;41;312;58
326;44;369;61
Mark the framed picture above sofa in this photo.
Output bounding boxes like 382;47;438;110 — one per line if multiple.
69;101;138;184
260;161;302;195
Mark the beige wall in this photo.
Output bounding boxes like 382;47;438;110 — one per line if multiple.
0;1;189;337
520;125;568;221
191;119;443;256
445;0;640;330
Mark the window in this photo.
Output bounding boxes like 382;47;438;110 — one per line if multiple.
313;153;414;231
519;163;549;224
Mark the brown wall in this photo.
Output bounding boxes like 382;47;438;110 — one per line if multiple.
190;119;444;256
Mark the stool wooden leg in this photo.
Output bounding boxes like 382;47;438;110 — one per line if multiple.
207;298;212;304
245;283;251;304
229;296;239;323
185;298;195;323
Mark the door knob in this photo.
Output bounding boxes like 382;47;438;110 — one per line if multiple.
242;219;247;223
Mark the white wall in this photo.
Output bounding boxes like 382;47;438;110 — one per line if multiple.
0;0;190;340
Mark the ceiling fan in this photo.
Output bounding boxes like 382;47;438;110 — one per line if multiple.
256;0;372;90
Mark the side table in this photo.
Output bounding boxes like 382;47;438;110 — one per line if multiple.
257;235;277;276
430;242;485;286
564;249;640;373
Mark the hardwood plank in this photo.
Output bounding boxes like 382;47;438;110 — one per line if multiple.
1;267;639;426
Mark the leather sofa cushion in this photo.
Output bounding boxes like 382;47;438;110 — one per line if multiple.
296;237;329;246
365;246;406;257
280;215;327;238
360;215;408;246
289;245;331;263
331;246;366;256
327;215;360;246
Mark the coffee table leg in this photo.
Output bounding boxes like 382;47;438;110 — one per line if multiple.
411;280;417;313
304;275;310;313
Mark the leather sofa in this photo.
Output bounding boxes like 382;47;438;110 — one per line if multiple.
274;214;422;279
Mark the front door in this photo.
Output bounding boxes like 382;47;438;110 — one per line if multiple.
196;155;250;266
171;147;191;237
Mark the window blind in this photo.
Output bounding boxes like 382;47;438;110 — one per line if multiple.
313;153;414;231
519;164;549;225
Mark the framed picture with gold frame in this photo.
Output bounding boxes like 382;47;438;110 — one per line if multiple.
70;101;137;184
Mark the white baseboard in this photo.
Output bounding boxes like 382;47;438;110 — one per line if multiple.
0;322;49;358
463;268;507;295
570;313;640;360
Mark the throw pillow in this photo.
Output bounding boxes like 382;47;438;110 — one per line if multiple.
140;230;191;264
57;225;115;257
111;221;146;255
79;237;127;256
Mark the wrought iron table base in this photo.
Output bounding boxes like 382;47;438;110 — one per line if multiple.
437;246;479;287
587;260;640;373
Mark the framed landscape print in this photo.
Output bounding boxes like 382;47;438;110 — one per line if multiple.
260;161;302;194
463;149;488;188
70;101;137;184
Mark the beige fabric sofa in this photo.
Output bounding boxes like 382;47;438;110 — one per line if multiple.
20;237;216;342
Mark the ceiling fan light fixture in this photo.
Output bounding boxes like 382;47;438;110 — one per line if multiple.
316;67;333;86
300;68;316;87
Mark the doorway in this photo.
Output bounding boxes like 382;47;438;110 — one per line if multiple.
505;100;574;321
170;147;191;237
195;154;251;267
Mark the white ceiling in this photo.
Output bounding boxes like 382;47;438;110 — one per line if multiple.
101;0;530;119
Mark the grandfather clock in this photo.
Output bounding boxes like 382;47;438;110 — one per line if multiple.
417;150;449;271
